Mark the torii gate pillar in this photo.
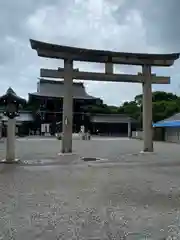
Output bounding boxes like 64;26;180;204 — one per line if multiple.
62;59;73;153
142;64;153;152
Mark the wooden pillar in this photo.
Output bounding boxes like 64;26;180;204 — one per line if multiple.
62;59;73;153
105;62;113;74
142;64;153;152
128;121;131;138
6;118;16;161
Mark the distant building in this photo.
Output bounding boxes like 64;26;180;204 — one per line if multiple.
0;110;33;137
28;78;99;135
153;113;180;143
0;79;137;137
91;114;137;136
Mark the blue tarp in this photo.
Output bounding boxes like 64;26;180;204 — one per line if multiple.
153;120;180;127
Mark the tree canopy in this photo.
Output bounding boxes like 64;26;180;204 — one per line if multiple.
87;91;180;124
25;91;180;125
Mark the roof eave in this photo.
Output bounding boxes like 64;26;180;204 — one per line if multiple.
29;92;97;100
36;50;178;66
30;39;180;66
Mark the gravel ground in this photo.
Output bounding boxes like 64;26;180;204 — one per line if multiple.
0;137;180;239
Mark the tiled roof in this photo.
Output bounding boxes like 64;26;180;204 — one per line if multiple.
0;111;33;122
153;112;180;127
29;79;96;100
91;114;136;123
156;113;180;123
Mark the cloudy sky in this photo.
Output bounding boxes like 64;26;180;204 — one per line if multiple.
0;0;180;106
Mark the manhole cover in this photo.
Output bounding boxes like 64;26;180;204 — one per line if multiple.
81;157;99;162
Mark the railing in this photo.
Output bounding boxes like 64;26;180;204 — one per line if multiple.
36;110;88;114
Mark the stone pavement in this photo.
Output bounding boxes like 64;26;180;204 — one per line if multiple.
0;138;180;239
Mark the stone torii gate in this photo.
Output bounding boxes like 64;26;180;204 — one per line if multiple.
30;39;179;153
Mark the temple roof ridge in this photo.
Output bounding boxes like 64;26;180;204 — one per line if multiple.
29;78;97;100
38;78;85;86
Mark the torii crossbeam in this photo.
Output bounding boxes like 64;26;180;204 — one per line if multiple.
40;68;170;84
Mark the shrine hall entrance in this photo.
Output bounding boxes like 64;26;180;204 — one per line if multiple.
91;114;137;137
91;122;128;136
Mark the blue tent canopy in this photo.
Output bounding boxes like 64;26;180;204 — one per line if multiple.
153;120;180;127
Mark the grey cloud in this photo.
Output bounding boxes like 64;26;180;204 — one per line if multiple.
106;0;180;51
0;38;15;65
0;0;179;105
0;0;61;36
0;0;77;65
141;0;180;51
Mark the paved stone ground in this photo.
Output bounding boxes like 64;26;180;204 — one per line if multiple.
0;137;180;239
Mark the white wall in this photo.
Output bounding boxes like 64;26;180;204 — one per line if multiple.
41;123;50;133
132;128;180;143
165;127;180;143
132;131;143;139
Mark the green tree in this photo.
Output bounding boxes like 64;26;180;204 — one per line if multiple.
118;101;141;120
135;91;179;107
133;91;180;123
152;91;178;102
153;100;180;122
